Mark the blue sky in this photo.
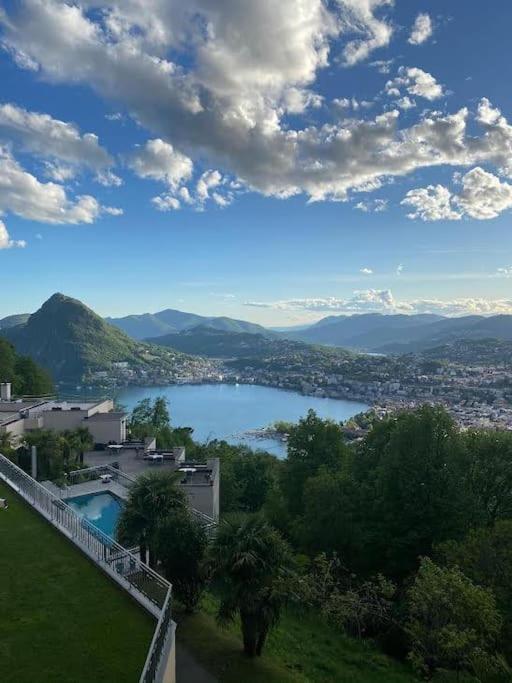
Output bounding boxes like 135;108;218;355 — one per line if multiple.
1;0;512;326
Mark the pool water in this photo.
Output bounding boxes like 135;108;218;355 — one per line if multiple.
67;492;124;539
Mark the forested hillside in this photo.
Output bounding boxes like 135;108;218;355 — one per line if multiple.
0;338;53;395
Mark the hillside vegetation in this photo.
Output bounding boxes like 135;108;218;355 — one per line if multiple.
107;307;272;340
0;338;53;396
0;293;198;383
148;325;315;358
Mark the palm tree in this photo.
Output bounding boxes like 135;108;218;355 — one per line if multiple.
116;471;186;567
209;514;292;657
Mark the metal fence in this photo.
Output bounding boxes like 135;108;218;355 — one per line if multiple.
0;453;175;683
65;463;136;491
139;589;174;683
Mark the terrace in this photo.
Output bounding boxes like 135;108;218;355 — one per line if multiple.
0;479;154;683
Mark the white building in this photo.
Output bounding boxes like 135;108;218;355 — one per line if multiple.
0;385;126;447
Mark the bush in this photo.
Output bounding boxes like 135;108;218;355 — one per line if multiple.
405;558;502;678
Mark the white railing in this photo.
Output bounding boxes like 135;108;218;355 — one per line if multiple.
0;454;175;683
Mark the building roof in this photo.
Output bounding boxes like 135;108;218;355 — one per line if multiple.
0;411;23;426
86;412;127;422
0;401;42;412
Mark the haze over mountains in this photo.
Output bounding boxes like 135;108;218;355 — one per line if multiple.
3;297;512;380
289;312;512;353
106;310;271;340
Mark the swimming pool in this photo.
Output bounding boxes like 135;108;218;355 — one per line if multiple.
67;491;124;539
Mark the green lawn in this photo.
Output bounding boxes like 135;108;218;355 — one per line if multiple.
176;593;417;683
0;481;155;683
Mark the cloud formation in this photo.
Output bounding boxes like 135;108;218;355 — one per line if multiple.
402;167;512;221
244;289;512;316
0;220;26;249
408;13;433;46
385;67;444;101
339;0;394;66
0;102;114;177
0;147;120;224
1;1;511;215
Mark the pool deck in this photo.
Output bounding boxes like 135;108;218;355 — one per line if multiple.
42;478;129;502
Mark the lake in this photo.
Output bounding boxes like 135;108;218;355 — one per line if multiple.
115;383;368;457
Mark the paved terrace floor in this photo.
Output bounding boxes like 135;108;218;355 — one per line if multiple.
0;480;154;683
83;449;216;518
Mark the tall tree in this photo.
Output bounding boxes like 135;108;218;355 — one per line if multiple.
353;406;466;577
461;430;512;526
282;410;348;517
117;471;185;566
209;515;292;657
156;509;208;612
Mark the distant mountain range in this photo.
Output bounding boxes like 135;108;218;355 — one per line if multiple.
106;309;272;340
288;312;512;353
4;297;512;370
0;294;193;383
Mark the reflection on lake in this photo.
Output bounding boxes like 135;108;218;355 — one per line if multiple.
115;383;368;457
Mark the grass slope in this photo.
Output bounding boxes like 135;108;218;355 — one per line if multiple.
176;594;416;683
0;481;154;683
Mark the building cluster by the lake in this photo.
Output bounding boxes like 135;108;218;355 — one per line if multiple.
74;339;512;433
223;353;512;432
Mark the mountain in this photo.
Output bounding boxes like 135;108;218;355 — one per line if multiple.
0;293;194;383
148;325;356;380
290;313;444;348
374;315;512;353
288;312;512;353
148;325;289;358
107;308;271;340
0;313;30;330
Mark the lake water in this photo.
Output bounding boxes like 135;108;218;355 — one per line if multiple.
115;383;368;457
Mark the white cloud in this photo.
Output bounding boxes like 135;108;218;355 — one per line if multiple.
403;167;512;221
152;195;181;211
0;146;115;224
196;170;222;202
497;266;512;278
386;67;444;101
396;263;404;276
0;102;113;174
96;169;123;187
129;138;193;188
360;267;373;274
396;96;416;110
0;220;26;249
103;206;124;216
339;0;394;66
402;184;462;221
369;58;394;74
408;13;433;46
355;198;387;212
457;167;512;219
2;2;512;209
43;161;76;182
244;289;512;316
